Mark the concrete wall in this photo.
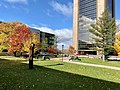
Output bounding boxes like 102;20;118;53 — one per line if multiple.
72;0;79;51
96;0;105;19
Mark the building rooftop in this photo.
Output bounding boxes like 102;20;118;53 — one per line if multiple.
30;27;55;35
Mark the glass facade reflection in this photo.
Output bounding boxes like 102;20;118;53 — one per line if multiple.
106;0;112;18
106;0;114;18
78;16;95;50
78;0;96;50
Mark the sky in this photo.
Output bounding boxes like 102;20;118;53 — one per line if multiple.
0;0;120;49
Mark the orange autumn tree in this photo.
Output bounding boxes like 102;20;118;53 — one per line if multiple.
9;24;30;55
48;45;58;54
0;22;23;52
114;33;120;56
68;45;76;55
23;32;40;53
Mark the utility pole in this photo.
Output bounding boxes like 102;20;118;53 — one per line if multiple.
62;45;64;62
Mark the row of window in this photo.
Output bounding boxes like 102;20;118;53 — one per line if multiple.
80;0;96;20
80;0;96;5
80;2;96;9
80;7;96;13
80;11;96;16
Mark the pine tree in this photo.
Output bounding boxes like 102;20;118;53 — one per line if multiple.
89;10;116;61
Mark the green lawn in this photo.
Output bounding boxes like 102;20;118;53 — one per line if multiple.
75;57;120;68
0;56;27;60
1;56;120;90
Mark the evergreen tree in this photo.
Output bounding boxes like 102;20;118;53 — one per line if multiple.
89;10;116;61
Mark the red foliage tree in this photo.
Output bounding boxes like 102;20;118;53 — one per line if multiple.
0;21;23;52
48;46;58;54
9;25;30;54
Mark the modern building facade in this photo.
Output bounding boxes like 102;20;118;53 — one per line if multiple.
30;27;55;47
72;0;115;55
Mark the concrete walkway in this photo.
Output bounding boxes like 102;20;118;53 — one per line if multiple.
63;59;120;71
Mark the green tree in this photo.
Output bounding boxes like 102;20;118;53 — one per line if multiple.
54;36;58;47
89;10;116;61
41;38;49;52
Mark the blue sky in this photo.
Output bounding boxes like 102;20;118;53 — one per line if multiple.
115;0;120;20
0;0;73;29
0;0;120;49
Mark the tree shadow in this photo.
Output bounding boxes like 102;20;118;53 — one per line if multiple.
45;63;64;66
0;59;120;90
108;59;120;62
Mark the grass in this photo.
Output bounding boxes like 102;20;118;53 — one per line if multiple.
0;56;27;60
1;56;120;90
75;57;120;68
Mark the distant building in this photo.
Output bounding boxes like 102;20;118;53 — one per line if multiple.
73;0;115;55
30;27;55;47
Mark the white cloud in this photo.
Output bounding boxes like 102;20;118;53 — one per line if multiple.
0;18;5;22
31;23;50;27
50;1;73;17
4;0;28;4
31;26;72;49
116;20;120;31
116;20;120;25
0;2;8;8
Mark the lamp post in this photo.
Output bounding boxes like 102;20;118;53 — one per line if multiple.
62;45;64;62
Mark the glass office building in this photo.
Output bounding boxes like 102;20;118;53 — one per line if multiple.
73;0;115;55
106;0;115;18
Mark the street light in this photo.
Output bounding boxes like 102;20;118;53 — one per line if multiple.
62;45;64;62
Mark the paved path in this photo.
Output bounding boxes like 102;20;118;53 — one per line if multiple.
63;59;120;71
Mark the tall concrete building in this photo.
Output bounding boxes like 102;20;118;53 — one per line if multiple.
73;0;115;55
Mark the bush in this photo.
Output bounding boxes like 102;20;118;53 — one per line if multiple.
15;52;21;57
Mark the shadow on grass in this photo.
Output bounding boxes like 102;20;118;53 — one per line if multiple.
0;59;120;90
45;63;64;66
108;59;120;62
